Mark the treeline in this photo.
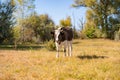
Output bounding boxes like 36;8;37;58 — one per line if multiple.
14;14;54;43
0;1;15;44
0;1;51;45
1;0;120;46
0;0;76;45
73;0;120;40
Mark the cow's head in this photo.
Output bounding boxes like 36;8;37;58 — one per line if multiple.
51;27;65;44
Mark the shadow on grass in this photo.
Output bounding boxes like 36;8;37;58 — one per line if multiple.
0;44;44;50
77;55;108;59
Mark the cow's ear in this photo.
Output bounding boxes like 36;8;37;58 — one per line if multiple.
60;27;65;30
51;31;54;35
60;30;64;35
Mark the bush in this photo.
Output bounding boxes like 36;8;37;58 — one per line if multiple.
45;40;56;51
82;26;102;39
80;31;87;39
73;30;80;39
114;30;120;41
84;26;96;38
101;33;107;38
94;29;102;38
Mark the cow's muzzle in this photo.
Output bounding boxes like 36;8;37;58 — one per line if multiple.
56;41;61;44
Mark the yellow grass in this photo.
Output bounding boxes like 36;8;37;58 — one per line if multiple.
0;39;120;80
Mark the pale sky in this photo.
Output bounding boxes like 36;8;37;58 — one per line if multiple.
0;0;87;29
35;0;87;29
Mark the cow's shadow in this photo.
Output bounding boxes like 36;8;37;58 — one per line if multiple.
77;55;108;59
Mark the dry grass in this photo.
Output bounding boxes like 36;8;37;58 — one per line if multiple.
0;39;120;80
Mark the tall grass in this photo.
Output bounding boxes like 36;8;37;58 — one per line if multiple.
0;39;120;80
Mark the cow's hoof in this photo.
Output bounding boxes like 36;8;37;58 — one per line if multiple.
56;55;59;58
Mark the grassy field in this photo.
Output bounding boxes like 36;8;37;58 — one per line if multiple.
0;39;120;80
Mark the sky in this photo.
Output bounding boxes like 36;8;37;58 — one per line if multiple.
35;0;87;29
1;0;87;29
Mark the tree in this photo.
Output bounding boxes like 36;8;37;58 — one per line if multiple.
73;0;120;38
39;14;55;42
19;0;35;43
13;0;35;19
11;0;36;43
20;14;54;43
109;15;120;39
13;26;20;48
78;17;85;30
0;1;15;44
60;16;72;27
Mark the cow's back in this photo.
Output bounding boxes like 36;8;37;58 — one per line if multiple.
61;27;73;41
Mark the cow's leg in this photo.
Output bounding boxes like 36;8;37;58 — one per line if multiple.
68;41;72;57
56;50;59;58
56;43;59;58
64;47;66;57
69;41;72;56
67;41;69;56
68;42;70;56
56;46;59;58
63;41;67;57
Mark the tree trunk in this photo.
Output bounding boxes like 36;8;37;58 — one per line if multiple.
14;40;17;49
104;14;108;37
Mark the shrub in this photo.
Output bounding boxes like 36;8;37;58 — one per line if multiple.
83;26;96;38
94;29;102;38
73;30;80;39
101;33;107;38
45;40;56;51
82;26;102;39
80;31;87;39
114;30;120;41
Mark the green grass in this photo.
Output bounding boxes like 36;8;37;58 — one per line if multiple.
0;39;120;80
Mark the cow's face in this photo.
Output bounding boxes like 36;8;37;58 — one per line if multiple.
51;28;65;44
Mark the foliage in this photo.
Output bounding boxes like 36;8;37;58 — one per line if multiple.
114;29;120;41
83;25;102;39
0;1;15;44
19;14;54;43
73;0;120;38
73;30;80;39
45;40;56;51
13;26;21;48
13;26;20;41
83;26;96;38
60;16;72;27
14;0;36;43
13;0;35;19
38;14;54;42
107;14;120;39
79;31;87;39
114;31;119;41
94;29;102;38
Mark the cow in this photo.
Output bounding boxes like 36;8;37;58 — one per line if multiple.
51;27;73;58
